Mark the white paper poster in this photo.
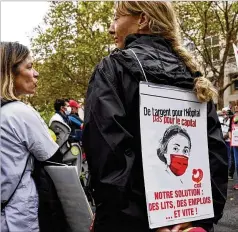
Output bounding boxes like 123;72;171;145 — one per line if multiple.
44;165;93;232
231;116;238;146
139;82;214;229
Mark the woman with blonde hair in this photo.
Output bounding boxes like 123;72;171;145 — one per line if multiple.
83;2;227;232
1;42;66;232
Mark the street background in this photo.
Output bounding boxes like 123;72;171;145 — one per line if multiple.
215;176;238;232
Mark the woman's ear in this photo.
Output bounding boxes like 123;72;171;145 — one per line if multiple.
138;13;150;32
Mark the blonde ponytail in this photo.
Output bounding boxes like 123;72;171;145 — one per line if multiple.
115;1;218;102
169;40;217;102
193;76;217;102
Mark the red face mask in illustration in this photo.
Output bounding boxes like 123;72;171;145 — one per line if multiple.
169;154;188;176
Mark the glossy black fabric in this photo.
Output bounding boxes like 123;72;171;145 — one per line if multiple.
32;160;69;232
83;34;228;231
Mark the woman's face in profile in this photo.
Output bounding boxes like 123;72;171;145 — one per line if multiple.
14;55;39;96
109;10;140;49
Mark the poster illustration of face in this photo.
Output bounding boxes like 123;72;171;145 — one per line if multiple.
157;125;191;183
139;82;214;229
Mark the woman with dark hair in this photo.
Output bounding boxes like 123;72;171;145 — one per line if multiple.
157;125;191;182
83;2;227;232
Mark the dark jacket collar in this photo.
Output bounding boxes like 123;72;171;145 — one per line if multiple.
124;34;173;53
124;34;202;78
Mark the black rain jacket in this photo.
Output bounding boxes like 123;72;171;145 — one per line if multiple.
82;34;228;231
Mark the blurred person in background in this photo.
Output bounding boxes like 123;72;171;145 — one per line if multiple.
49;98;71;127
221;107;235;180
69;99;84;125
229;106;238;189
68;99;84;141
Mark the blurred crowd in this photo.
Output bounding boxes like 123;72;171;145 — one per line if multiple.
218;104;238;189
49;98;84;143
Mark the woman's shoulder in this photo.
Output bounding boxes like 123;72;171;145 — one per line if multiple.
98;48;135;68
1;101;42;122
2;101;34;114
96;48;141;83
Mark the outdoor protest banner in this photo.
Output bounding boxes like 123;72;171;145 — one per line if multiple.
44;165;93;232
139;82;214;229
231;129;238;146
231;115;238;146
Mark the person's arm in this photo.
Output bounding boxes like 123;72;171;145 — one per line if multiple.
223;119;229;140
192;101;228;231
46;148;64;163
82;58;134;208
69;115;82;127
17;105;59;162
